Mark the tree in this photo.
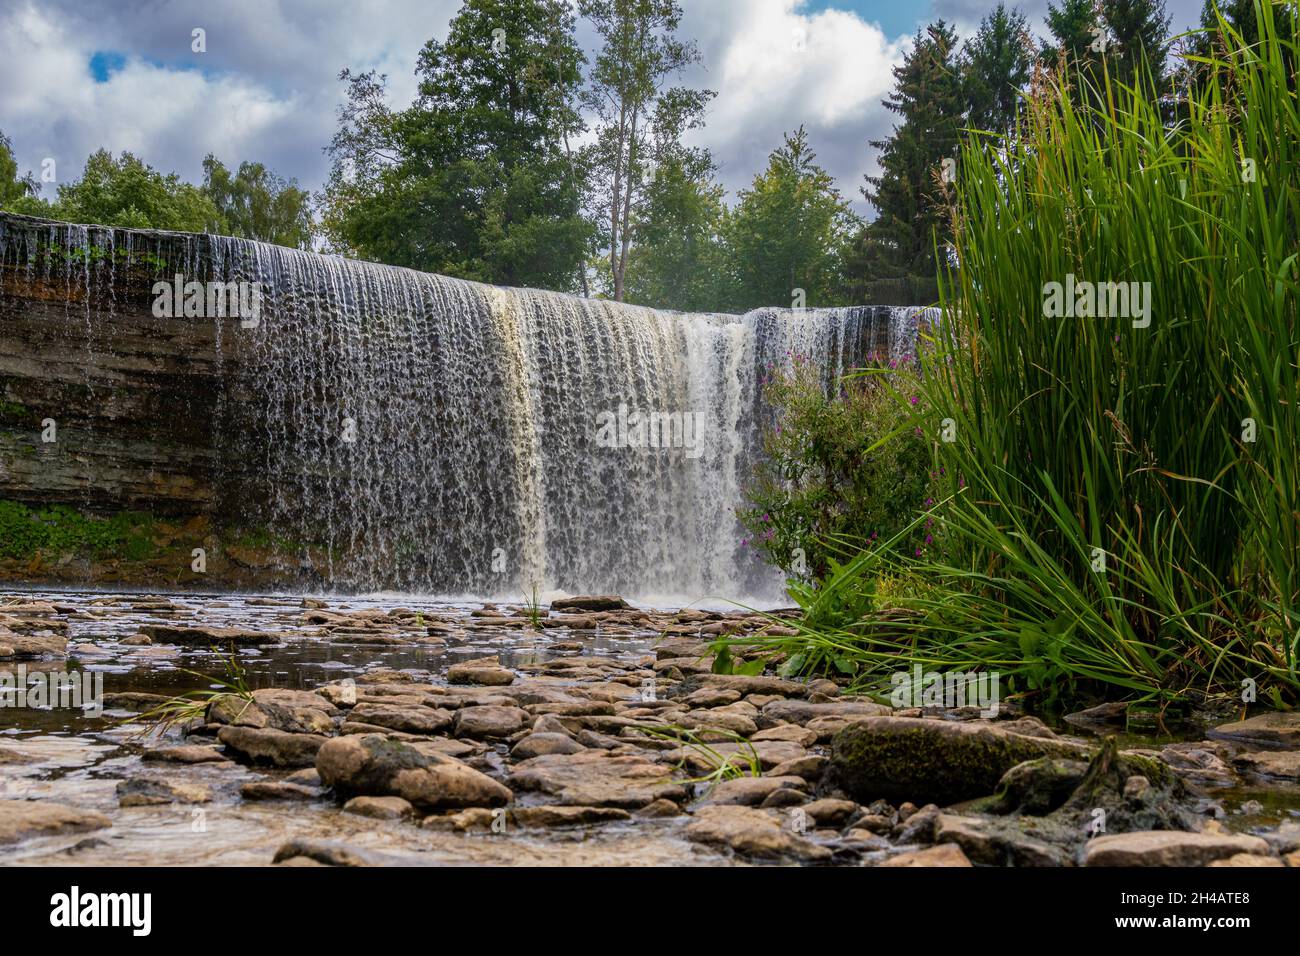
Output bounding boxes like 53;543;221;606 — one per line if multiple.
1044;0;1170;90
46;150;219;231
620;148;727;312
202;155;313;248
856;21;965;282
723;127;856;311
1102;0;1171;86
963;4;1035;136
320;0;592;290
0;131;40;208
579;0;714;301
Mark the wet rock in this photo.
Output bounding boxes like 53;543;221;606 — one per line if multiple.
895;804;941;844
678;674;807;699
240;781;319;801
880;844;973;867
139;623;280;646
768;755;828;781
454;705;532;739
1207;853;1284;867
635;799;684;818
934;813;1069;866
801;798;859;827
761;699;890;727
343;796;415;820
1232;750;1300;781
665;739;807;773
117;778;211;807
1084;831;1273;867
681;687;742;707
684;805;831;862
829;716;1089;805
218;726;328;768
420;808;497;831
348;702;453;735
0;631;67;658
508;750;688;808
0;799;110;844
271;838;416;867
316;734;511;810
141;744;230;764
1208;711;1300;748
1053;738;1200;833
989;757;1090;815
511;732;586;760
1064;701;1128;726
680;709;757;737
120;634;153;646
447;658;515;686
550;595;628;612
752;724;818;747
208;692;334;736
511;805;631;827
702;775;808;807
105;691;173;713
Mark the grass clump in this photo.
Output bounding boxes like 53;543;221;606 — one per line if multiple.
735;4;1299;709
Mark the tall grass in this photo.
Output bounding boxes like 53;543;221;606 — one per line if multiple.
738;4;1298;707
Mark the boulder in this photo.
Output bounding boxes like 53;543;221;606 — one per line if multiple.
880;844;973;867
117;778;211;806
507;750;688;808
1084;831;1273;867
218;726;327;768
315;734;511;810
1208;711;1300;748
0;799;110;844
684;805;831;862
829;716;1088;805
550;595;629;612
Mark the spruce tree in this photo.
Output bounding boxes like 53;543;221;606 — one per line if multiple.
963;4;1035;136
856;21;965;281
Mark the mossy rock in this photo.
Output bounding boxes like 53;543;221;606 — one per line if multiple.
829;716;1091;806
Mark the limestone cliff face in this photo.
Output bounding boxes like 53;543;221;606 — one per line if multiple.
0;214;236;515
0;214;284;588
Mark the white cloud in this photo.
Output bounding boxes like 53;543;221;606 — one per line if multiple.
679;0;911;213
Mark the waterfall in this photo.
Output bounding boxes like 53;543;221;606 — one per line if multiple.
0;216;928;604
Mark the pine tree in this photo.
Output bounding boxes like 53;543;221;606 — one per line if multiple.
856;21;965;281
963;4;1035;136
723;128;855;311
1103;0;1171;86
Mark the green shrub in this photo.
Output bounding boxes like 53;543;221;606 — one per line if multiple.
738;353;942;581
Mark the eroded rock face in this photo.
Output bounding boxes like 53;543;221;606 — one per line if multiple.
829;716;1089;805
316;734;511;810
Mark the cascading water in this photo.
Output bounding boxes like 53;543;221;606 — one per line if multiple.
0;216;929;604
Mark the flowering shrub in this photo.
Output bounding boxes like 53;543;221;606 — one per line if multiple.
738;351;941;581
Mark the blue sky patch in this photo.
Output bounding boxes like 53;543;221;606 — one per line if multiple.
88;50;127;82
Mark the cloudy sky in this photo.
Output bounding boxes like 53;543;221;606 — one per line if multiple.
0;0;1206;218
